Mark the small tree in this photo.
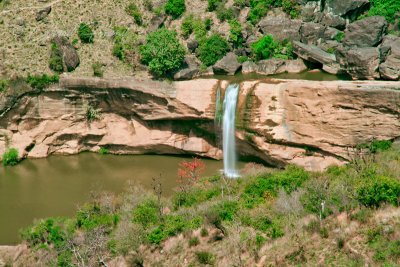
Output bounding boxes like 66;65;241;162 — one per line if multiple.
197;34;229;66
165;0;186;19
78;23;94;43
177;157;205;195
140;28;186;76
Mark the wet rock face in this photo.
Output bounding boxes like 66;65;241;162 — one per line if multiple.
2;77;400;172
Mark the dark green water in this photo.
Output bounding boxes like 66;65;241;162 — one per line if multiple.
0;153;225;245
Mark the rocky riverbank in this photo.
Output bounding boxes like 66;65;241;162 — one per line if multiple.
1;76;400;171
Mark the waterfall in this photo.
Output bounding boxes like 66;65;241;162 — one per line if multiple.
223;83;240;178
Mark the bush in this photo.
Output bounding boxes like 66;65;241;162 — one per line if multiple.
165;0;186;19
99;147;110;155
356;176;400;208
216;6;234;22
27;73;59;90
195;251;214;264
76;204;115;230
207;0;221;12
0;80;7;93
281;0;300;18
250;35;294;61
234;0;247;7
92;62;103;77
2;148;19;166
181;15;194;38
365;0;400;23
197;34;229;66
188;236;200;247
83;102;102;121
140;28;186;76
229;18;243;48
200;227;208;237
125;3;142;25
132;199;159;228
77;23;94;43
112;26;137;62
49;41;64;72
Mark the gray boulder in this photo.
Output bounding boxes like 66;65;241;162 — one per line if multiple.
36;6;51;21
319;13;346;30
187;39;199;53
213;53;241;75
336;46;381;80
292;41;340;74
379;35;400;80
300;22;326;45
173;55;200;80
343;16;388;48
258;13;302;42
326;0;370;19
256;59;307;75
51;36;80;72
242;61;257;74
148;14;166;32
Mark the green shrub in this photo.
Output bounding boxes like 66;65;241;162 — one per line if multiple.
132;199;159;228
365;0;400;23
112;26;137;62
229;18;243;48
27;73;59;90
281;0;301;18
237;55;248;63
165;0;186;19
334;31;344;42
200;227;208;237
148;226;165;244
195;251;214;264
125;3;142;25
77;23;94;43
216;6;234;22
350;208;372;223
92;62;103;77
2;148;19;166
76;204;115;230
212;200;239;221
83;102;102;121
372;237;400;262
207;0;221;12
140;28;186;76
49;41;64;72
327;47;335;54
234;0;248;7
197;34;229;66
356;176;400;208
188;236;200;247
0;80;7;93
250;35;294;61
99;147;110;155
181;15;194;38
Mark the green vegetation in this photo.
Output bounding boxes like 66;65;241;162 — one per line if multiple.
2;148;19;166
181;15;194;38
0;79;7;93
77;23;94;43
17;141;400;266
165;0;186;19
207;0;221;12
99;147;110;155
197;34;229;66
229;18;243;48
216;6;234;22
140;28;186;76
364;0;400;23
92;62;103;77
334;31;344;42
246;0;301;24
27;73;59;90
250;35;294;61
49;41;64;73
112;26;137;62
83;102;102;121
125;3;142;25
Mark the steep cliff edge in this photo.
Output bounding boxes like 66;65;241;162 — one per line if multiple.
1;77;400;171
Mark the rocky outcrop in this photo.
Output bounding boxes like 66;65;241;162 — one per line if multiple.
256;59;307;75
292;41;340;74
212;53;241;75
379;35;400;80
51;36;80;72
2;77;400;172
343;16;388;48
325;0;370;19
336;46;381;80
258;13;302;42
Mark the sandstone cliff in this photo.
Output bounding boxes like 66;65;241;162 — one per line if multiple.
1;77;400;171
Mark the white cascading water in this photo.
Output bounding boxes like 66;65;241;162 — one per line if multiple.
222;83;240;178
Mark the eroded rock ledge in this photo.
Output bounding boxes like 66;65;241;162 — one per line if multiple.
1;77;400;171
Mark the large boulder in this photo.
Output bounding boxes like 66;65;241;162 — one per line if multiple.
242;61;257;74
336;46;381;80
173;55;200;80
255;59;307;75
51;36;80;72
326;0;370;19
343;16;388;48
36;6;51;21
319;13;347;30
258;13;302;42
187;39;199;53
300;22;326;45
292;41;340;74
379;35;400;80
213;53;241;75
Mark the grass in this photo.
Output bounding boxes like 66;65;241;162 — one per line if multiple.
12;143;400;266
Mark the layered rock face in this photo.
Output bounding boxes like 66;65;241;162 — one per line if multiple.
1;77;400;171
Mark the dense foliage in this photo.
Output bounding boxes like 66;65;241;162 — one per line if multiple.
2;148;19;166
246;0;301;24
250;35;294;60
364;0;400;23
197;34;229;66
140;28;186;76
27;73;59;90
77;23;94;43
229;18;243;48
165;0;186;19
